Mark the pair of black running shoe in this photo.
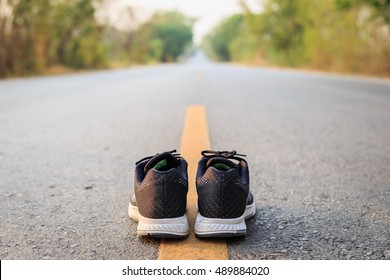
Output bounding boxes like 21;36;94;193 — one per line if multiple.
129;150;256;238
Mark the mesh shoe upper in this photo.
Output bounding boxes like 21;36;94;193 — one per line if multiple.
196;150;251;219
133;150;188;219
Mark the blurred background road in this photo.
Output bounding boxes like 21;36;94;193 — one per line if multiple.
1;54;389;259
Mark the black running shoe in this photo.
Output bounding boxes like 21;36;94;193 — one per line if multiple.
195;150;256;237
129;150;189;238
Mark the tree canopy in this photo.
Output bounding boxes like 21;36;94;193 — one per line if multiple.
131;12;193;63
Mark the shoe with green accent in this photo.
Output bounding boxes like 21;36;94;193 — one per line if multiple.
129;150;189;238
195;150;256;237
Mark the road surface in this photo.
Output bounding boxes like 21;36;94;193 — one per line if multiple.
1;54;390;259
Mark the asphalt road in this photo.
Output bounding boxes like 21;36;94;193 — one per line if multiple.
1;54;390;259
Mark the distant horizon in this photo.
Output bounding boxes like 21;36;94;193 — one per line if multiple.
117;0;263;43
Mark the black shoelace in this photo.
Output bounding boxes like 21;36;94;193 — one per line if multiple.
201;150;247;162
135;149;182;165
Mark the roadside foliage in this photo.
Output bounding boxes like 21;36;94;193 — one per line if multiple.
203;0;390;76
0;0;193;77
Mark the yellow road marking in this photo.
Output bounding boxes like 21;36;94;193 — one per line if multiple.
158;105;228;260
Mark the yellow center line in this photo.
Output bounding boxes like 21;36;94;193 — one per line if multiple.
157;105;228;260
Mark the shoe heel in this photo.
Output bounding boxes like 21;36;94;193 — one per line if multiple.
128;203;189;238
194;213;247;237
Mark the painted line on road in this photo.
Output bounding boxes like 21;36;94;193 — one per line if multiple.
157;105;228;260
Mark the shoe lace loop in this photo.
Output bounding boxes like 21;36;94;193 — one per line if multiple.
135;149;181;165
201;150;246;162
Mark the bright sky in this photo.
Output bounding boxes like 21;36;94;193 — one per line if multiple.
119;0;263;43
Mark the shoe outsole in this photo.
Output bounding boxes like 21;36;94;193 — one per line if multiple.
195;230;247;238
195;199;256;238
137;233;188;238
128;203;189;238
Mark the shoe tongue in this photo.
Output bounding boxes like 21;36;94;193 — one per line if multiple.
206;157;237;171
144;152;179;173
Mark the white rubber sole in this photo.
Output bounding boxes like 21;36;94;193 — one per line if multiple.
128;203;189;238
195;199;256;237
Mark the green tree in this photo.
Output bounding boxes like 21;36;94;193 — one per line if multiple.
259;0;305;66
335;0;390;23
204;14;244;61
1;0;52;75
0;0;107;77
131;11;193;63
204;0;390;75
51;0;107;68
